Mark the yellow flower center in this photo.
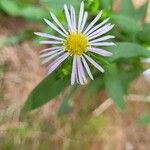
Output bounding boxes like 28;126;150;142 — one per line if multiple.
64;33;88;55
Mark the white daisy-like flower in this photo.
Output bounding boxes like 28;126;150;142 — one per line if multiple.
35;1;115;85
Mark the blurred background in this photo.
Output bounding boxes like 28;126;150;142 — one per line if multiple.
0;0;150;149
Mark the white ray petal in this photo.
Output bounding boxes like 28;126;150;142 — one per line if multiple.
34;32;65;41
40;49;63;58
48;52;69;74
89;42;115;46
71;56;77;85
64;5;74;32
42;50;65;64
75;69;79;83
44;18;67;37
88;23;111;38
84;54;104;73
143;68;150;82
70;5;76;31
75;57;79;83
78;1;84;32
142;58;150;63
77;57;84;85
89;35;115;43
80;12;88;32
85;18;110;36
40;41;63;44
77;56;87;83
89;24;114;40
81;56;94;80
50;12;68;35
88;47;112;56
40;46;63;53
83;10;103;35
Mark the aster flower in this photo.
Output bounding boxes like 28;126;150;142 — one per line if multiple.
35;1;115;85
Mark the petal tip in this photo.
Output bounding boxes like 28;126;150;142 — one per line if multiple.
81;1;84;5
102;70;105;73
34;32;38;35
91;77;94;80
143;69;150;82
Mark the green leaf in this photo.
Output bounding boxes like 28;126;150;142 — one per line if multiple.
115;58;143;93
111;15;141;33
0;0;47;21
0;0;20;16
84;78;104;98
101;0;112;11
138;112;150;125
21;73;69;113
21;6;47;21
57;97;72;116
57;86;78;116
41;0;81;11
104;64;125;109
138;24;150;44
108;42;150;61
120;0;135;17
87;0;100;15
135;0;149;21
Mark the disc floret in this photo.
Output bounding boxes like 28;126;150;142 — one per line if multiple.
65;33;88;55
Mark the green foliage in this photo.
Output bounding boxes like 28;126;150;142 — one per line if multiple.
135;0;149;21
101;0;112;11
120;0;135;17
20;6;47;21
85;0;100;15
138;112;150;125
41;0;81;11
104;64;125;109
120;0;149;22
0;0;47;21
21;72;69;113
0;0;20;16
57;86;78;116
57;97;72;116
111;15;141;34
138;24;150;44
84;78;104;98
108;42;150;61
119;61;142;93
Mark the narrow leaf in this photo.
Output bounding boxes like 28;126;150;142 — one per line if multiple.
21;6;47;21
104;64;125;109
57;86;78;116
135;0;149;21
120;0;135;17
41;0;81;11
101;0;112;11
0;0;20;16
57;97;71;116
138;24;150;44
111;15;141;33
21;73;69;113
107;42;150;61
